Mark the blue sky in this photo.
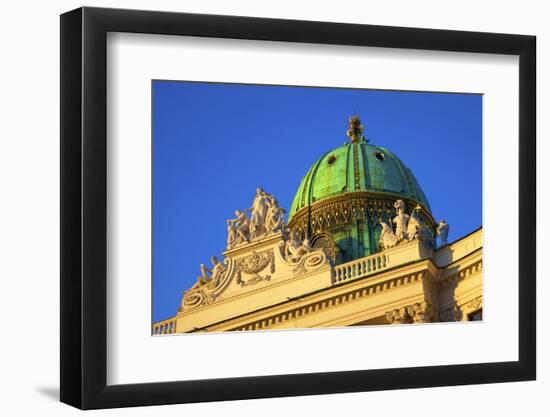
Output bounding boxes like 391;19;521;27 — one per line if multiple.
152;81;482;322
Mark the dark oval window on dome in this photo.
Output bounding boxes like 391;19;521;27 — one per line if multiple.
327;154;337;165
375;151;385;161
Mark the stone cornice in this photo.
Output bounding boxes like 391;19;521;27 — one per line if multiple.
209;261;435;332
438;255;482;288
228;272;427;331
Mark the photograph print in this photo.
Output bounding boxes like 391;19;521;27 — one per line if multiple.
152;81;482;335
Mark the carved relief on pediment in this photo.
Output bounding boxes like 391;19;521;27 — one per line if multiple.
235;250;275;287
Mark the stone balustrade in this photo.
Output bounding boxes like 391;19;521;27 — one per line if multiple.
333;252;389;284
152;318;177;335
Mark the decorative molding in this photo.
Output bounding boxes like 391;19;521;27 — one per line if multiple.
466;296;483;311
439;259;482;287
226;270;427;331
182;287;218;310
440;296;481;322
288;191;435;240
407;301;434;323
290;251;328;275
277;233;330;276
385;301;435;325
311;233;337;263
386;307;410;324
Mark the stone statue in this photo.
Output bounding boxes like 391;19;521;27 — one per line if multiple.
378;200;439;251
226;210;250;248
248;187;270;239
379;219;398;249
284;230;312;263
393;199;409;241
346;115;364;144
226;189;287;248
265;202;286;234
209;256;226;286
406;206;423;241
411;214;432;248
407;205;435;248
196;263;211;287
191;256;226;290
437;220;449;247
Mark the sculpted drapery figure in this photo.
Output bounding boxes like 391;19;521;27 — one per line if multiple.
226;188;287;249
265;199;286;234
406;212;419;241
227;210;250;248
393;199;409;241
409;207;433;247
407;205;424;241
208;256;227;287
190;256;226;291
284;230;312;263
196;264;211;286
437;220;449;247
248;187;271;239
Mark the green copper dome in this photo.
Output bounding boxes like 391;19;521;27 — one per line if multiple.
287;116;434;265
288;142;431;221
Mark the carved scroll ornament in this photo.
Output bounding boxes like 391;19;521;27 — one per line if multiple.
181;257;235;311
278;231;329;276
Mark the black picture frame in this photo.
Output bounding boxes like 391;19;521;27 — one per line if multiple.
60;6;536;410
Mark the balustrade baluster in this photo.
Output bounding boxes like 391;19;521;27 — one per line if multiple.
333;251;393;284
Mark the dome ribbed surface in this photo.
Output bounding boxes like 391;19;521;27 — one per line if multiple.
288;142;431;221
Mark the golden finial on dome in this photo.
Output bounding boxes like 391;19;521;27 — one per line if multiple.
346;115;364;144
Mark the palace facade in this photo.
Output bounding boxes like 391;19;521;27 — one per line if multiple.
153;116;482;334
